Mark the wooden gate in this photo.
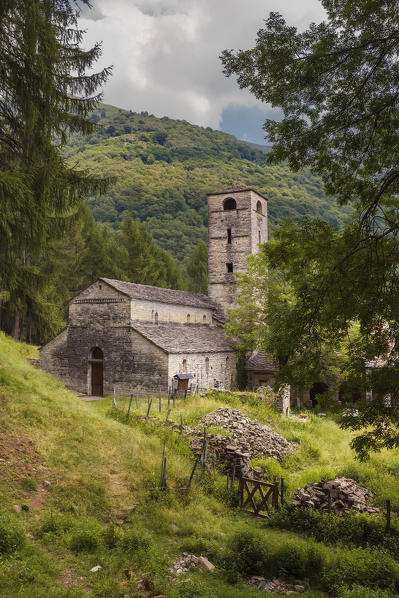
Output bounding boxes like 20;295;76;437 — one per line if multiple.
240;477;279;518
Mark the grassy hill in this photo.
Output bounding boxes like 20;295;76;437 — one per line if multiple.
64;104;350;260
2;332;399;597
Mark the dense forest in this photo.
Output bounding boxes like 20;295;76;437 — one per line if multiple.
64;104;351;261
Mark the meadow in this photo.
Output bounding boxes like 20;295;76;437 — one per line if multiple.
1;331;399;597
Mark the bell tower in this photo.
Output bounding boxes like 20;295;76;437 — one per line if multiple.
207;185;268;313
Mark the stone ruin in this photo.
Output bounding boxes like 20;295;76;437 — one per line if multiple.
247;577;305;595
170;554;215;576
292;477;379;515
188;408;296;478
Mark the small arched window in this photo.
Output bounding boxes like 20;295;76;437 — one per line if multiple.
256;200;263;214
258;230;261;244
91;347;103;360
155;312;159;324
223;197;237;211
203;314;207;322
187;313;190;323
226;356;230;365
205;357;209;374
182;359;187;373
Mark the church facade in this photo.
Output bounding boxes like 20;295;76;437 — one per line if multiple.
39;185;274;396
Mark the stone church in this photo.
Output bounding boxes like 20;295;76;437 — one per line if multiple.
39;185;272;396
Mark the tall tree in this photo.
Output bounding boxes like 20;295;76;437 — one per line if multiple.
185;241;208;295
0;0;111;339
222;0;399;458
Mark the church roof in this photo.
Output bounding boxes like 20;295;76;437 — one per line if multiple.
246;352;277;372
131;321;235;354
100;278;217;310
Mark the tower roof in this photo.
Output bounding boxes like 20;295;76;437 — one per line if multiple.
208;185;268;200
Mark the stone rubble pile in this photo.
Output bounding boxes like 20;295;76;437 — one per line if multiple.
170;554;215;576
247;577;305;595
199;408;296;461
190;432;251;478
292;477;379;515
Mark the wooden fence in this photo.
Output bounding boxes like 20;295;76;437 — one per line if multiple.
239;477;279;518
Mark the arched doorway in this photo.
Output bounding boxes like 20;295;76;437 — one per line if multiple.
90;347;103;396
309;381;328;408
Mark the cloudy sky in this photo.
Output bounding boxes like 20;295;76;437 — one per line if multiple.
79;0;324;144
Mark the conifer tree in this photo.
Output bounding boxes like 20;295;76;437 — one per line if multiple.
0;0;111;339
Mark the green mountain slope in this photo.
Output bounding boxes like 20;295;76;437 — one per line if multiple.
65;104;349;260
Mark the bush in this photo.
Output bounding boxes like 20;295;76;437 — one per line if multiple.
269;506;399;557
69;521;101;553
0;512;25;555
121;528;153;554
21;477;38;492
37;512;75;538
337;585;399;598
323;547;399;595
102;524;122;549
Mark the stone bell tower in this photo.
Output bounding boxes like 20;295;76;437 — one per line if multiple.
207;185;268;313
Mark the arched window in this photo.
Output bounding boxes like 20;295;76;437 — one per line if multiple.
155;312;159;324
226;356;230;365
182;359;187;373
205;357;209;374
227;228;232;244
203;314;207;322
256;200;263;214
91;347;103;360
223;197;237;211
187;313;191;323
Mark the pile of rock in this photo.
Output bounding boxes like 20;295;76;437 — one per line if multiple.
170;554;215;576
247;577;305;595
199;408;296;462
292;477;379;515
190;432;251;477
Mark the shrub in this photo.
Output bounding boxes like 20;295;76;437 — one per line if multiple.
323;547;399;594
121;528;153;554
37;512;75;538
69;520;101;553
21;477;38;492
268;506;399;557
102;524;122;549
0;512;25;555
337;585;399;598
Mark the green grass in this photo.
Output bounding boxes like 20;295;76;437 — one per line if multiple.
1;330;399;597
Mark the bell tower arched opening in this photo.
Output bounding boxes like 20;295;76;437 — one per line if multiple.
89;347;103;396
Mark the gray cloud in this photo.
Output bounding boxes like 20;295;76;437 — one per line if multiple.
80;0;324;132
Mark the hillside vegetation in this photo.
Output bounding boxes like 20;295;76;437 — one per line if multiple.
2;333;399;597
64;104;350;260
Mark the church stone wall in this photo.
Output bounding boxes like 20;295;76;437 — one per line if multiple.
131;299;213;324
69;280;131;327
39;329;71;387
168;351;236;392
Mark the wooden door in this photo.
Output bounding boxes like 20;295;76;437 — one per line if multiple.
91;361;103;396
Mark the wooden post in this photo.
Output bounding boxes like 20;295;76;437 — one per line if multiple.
159;395;162;414
173;394;176;408
280;477;285;506
386;499;391;532
187;456;199;489
135;395;138;409
239;477;244;507
146;399;152;417
163;409;171;427
180;413;183;437
127;395;133;417
231;463;236;489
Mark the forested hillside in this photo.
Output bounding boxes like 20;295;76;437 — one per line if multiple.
65;104;349;260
